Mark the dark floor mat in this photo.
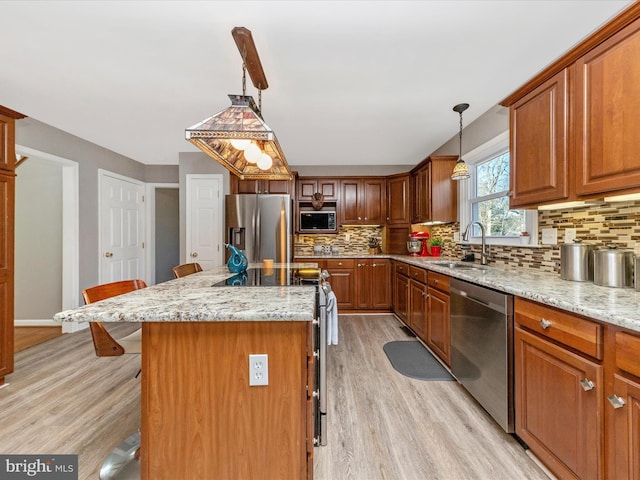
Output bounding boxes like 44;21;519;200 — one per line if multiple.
383;341;455;381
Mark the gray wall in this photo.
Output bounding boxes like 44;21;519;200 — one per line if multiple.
432;104;509;157
155;188;180;284
14;156;63;319
15;118;178;296
294;165;414;177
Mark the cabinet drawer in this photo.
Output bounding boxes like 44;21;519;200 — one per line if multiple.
408;266;427;284
515;298;603;360
395;261;409;277
616;331;640;378
428;271;450;293
326;259;355;269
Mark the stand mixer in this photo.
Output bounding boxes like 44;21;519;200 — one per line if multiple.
407;231;431;256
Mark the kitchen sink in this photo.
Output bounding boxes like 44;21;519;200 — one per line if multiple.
430;261;489;271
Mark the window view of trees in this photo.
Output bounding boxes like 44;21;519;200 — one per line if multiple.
471;152;525;237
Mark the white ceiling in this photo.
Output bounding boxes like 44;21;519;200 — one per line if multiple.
0;1;633;167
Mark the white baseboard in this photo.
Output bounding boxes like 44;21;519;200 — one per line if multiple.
14;319;88;334
14;319;59;327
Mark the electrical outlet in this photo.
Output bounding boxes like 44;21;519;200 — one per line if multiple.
541;228;558;245
564;228;577;244
249;354;268;386
345;234;350;243
453;232;460;242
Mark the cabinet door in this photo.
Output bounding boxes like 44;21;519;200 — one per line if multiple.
608;373;640;480
427;287;450;366
0;114;15;172
409;279;428;341
411;166;430;223
394;271;409;323
297;178;338;202
327;266;355;310
387;175;410;224
575;18;640;196
0;173;14;380
230;177;259;194
370;259;391;309
429;157;458;223
339;179;361;225
265;179;293;195
355;260;370;309
510;69;569;207
362;179;386;225
515;326;603;480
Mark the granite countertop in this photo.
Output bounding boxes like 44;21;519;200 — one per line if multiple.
297;253;640;333
53;264;318;324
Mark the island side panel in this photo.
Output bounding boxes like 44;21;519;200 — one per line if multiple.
141;321;309;480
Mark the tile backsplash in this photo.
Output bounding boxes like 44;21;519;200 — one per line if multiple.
295;225;384;256
432;200;640;274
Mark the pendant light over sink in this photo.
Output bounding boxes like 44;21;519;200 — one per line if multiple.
185;27;292;180
451;103;471;181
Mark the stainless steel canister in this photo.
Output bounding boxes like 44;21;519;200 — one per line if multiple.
560;241;595;281
593;245;634;288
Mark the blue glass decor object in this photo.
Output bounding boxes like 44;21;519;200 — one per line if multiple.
226;244;248;273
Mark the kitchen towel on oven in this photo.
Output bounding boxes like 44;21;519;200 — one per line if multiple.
327;290;338;345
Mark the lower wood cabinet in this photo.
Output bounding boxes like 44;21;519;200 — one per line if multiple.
408;277;428;340
515;325;603;480
325;259;356;310
426;272;450;366
356;259;391;310
393;263;409;323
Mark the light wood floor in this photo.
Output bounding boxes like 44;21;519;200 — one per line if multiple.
0;316;549;480
14;326;63;352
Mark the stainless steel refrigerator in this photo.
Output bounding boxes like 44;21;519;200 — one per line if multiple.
225;194;293;263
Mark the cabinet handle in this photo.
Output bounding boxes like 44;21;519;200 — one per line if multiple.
539;318;551;330
338;262;343;266
358;216;362;220
372;263;377;268
422;292;429;298
434;279;439;284
580;378;595;391
607;394;626;409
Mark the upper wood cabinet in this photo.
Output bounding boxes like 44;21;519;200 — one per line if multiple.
575;16;640;197
339;178;386;225
0;113;16;172
502;3;640;205
509;69;570;208
230;176;296;196
296;177;339;202
410;156;457;224
386;173;410;224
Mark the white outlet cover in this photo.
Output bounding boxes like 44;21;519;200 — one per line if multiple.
541;228;558;245
249;354;268;386
564;228;577;244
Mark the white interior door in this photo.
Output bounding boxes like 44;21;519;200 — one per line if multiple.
186;174;223;270
99;170;146;283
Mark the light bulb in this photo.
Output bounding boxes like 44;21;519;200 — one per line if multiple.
257;153;273;170
230;139;251;150
244;144;261;164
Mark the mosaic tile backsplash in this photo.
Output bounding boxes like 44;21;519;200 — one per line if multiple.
433;200;640;274
295;200;640;274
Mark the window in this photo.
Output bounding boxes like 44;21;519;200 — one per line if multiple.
459;132;537;246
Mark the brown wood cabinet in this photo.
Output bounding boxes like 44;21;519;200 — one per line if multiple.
575;16;640;197
296;177;339;202
355;258;391;310
607;331;640;480
0;107;24;386
230;176;296;195
410;156;458;224
325;258;356;310
393;261;409;323
509;69;570;208
426;272;450;366
502;4;640;205
339;178;386;225
386;174;410;224
408;276;428;340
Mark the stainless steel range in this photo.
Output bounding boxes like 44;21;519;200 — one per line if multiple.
212;266;330;446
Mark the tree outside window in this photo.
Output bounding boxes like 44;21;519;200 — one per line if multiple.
470;152;525;237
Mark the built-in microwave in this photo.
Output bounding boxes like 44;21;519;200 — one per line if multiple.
299;209;337;233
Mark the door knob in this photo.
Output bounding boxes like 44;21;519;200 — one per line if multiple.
104;252;113;258
191;252;198;258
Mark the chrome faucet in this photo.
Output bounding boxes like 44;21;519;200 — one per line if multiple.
462;221;489;265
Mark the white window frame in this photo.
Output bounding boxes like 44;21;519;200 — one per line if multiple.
458;131;538;247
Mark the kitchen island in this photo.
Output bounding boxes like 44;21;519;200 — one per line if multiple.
54;265;318;480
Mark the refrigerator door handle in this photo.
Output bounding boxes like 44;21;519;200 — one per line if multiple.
255;204;261;261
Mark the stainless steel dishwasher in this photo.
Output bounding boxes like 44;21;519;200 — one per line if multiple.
450;278;514;433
